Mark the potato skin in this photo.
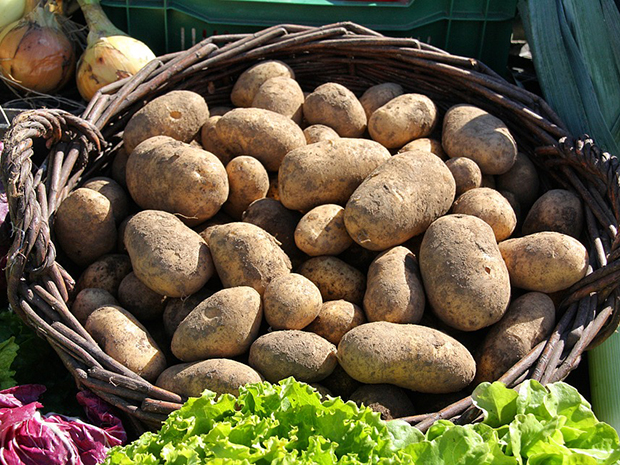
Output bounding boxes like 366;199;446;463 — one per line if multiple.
499;232;588;293
349;384;415;420
495;152;540;209
297;256;366;306
305;300;366;345
398;137;447;160
452;187;517;241
522;189;583;238
278;138;391;212
419;214;511;331
303;124;340;144
71;288;118;324
359;82;404;120
442;104;517;175
294;204;352;257
337;322;476;394
171;286;262;361
344;150;456;251
82;177;129;224
444;157;482;197
85;305;167;382
231;60;294;108
124;210;214;298
117;272;167;322
474;292;556;384
200;115;234;166
248;330;338;383
263;273;322;330
223;156;269;220
75;254;132;297
363;246;425;324
252;76;304;124
156;359;263;398
163;287;213;338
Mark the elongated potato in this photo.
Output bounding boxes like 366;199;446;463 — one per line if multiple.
279;138;391;212
223;156;269;219
359;82;404;120
263;273;322;330
499;232;588;293
252;76;304;124
338;322;476;394
294;204;352;257
297;256;366;306
419;214;511;331
231;60;295;108
522;189;583;238
305;300;366;345
344;150;456;251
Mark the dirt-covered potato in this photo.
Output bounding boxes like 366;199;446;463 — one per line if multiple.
126;136;228;226
216;108;306;171
344;150;456;251
156;359;263;398
499;232;588;293
297;256;366;306
303;124;340;144
444;157;482;197
71;288;118;324
200;115;234;166
222;156;269;220
75;254;132;297
124;210;214;298
231;60;295;108
85;305;167;382
171;286;262;361
117;272;167;322
252;76;304;124
82;177;129;224
303;83;367;138
452;187;517;241
495;152;540;209
208;222;292;295
337;322;476;393
279;138;391;212
320;363;361;399
305;300;366;345
263;273;322;330
419;214;511;331
359;82;404;120
368;93;437;148
111;148;129;188
349;384;415;420
55;188;117;266
474;292;556;384
248;330;338;383
162;287;213;338
294;204;352;257
522;189;584;238
398;137;447;160
442;104;517;175
123;90;209;154
364;246;425;324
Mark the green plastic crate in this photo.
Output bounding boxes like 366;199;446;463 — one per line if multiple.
100;0;518;74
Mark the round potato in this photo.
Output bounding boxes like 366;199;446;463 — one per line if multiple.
305;300;366;345
231;60;295;108
297;256;366;306
200;115;234;166
496;152;540;209
337;322;476;394
398;137;447;160
359;82;404;120
248;330;337;383
82;177;129;224
349;384;415;420
363;246;425;324
303;124;340;144
71;288;118;324
163;287;214;338
444;157;482;197
123;90;209;154
171;286;262;361
522;189;583;238
419;214;511;331
252;76;304;124
294;204;352;256
124;210;214;298
75;254;132;297
263;273;323;330
156;359;263;398
117;272;167;322
303;83;367;138
223;156;269;219
452;187;517;241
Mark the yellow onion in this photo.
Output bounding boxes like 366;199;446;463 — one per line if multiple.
0;0;27;31
76;0;155;101
0;0;75;94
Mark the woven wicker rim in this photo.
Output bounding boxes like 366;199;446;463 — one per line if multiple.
2;22;620;434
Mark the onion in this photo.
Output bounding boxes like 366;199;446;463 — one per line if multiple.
76;0;155;101
0;0;75;94
0;0;27;31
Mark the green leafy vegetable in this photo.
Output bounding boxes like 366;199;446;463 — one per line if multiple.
0;336;18;389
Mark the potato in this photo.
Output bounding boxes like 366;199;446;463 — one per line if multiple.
163;287;214;338
442;104;517;175
297;256;366;306
126;136;228;226
156;359;263;398
344;150;456;251
216;108;306;172
231;60;295;108
267;173;280;201
263;273;322;330
294;204;352;256
124;210;214;298
279;138;391;212
368;93;437;148
496;152;540;209
359;82;404;120
117;272;167;322
419;214;511;331
349;384;415;420
474;292;556;384
222;156;269;219
303;124;340;144
303;83;367;138
337;322;476;393
452;187;517;241
305;300;366;345
75;254;132;297
522;189;584;238
111;148;129;188
55;188;117;266
116;214;133;253
444;157;482;197
499;232;588;293
363;246;425;324
320;363;362;399
82;177;129;224
85;305;167;382
171;286;262;361
71;288;118;324
252;76;304;124
208;222;292;295
200;115;234;166
123;90;209;154
398;137;447;160
194;210;234;245
248;330;337;383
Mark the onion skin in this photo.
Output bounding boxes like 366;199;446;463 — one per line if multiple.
0;0;26;30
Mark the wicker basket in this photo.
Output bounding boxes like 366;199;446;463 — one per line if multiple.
2;22;620;434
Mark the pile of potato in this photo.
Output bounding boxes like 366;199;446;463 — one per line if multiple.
55;60;589;419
